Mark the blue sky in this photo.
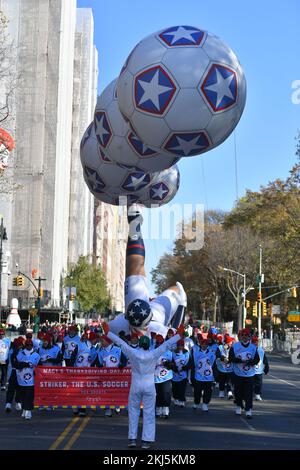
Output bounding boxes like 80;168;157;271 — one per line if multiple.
78;0;300;293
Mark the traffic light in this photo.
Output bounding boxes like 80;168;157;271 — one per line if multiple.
257;292;262;303
13;277;18;286
262;302;267;317
246;300;250;309
291;287;297;298
252;302;258;317
39;288;44;299
16;275;24;287
70;293;75;301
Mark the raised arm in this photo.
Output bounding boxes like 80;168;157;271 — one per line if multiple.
107;331;135;362
152;334;180;361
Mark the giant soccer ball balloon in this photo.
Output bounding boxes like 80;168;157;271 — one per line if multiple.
94;79;180;172
137;164;180;208
117;25;246;157
80;123;152;205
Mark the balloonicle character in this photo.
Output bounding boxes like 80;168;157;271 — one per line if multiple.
108;203;187;339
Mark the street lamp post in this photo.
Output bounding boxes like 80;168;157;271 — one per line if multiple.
223;267;247;330
0;218;8;323
258;245;263;340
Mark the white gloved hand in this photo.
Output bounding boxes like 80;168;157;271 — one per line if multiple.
176;282;187;307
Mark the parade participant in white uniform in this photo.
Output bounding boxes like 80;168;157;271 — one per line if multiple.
38;334;63;366
102;321;184;449
154;334;174;419
229;329;260;419
191;337;216;411
216;336;234;399
15;339;41;420
0;328;11;390
109;205;187;338
62;325;81;366
96;335;127;417
252;336;269;401
5;337;25;412
70;331;99;417
172;338;190;407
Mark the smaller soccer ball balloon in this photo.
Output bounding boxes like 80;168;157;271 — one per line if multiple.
94;79;180;172
137;164;180;208
80;123;153;205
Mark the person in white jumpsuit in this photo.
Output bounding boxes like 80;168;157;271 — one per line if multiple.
104;323;183;449
109;204;187;338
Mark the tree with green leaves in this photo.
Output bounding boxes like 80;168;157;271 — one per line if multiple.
152;134;300;331
64;256;110;314
224;134;300;286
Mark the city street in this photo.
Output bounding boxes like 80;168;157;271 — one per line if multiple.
0;354;299;451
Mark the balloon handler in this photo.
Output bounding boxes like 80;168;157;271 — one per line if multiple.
109;203;187;337
101;321;185;449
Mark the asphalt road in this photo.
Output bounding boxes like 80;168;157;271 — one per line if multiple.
0;353;299;451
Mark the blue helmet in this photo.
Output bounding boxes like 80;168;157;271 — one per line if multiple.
125;299;153;328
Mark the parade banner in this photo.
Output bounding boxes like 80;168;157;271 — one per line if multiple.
34;367;131;408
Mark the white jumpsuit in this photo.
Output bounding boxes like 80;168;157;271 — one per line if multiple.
107;331;180;442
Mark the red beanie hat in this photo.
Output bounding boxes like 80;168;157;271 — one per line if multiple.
156;334;165;344
177;339;185;347
240;328;251;336
100;335;112;344
224;336;235;344
43;333;53;343
14;336;25;346
89;332;99;341
68;325;77;332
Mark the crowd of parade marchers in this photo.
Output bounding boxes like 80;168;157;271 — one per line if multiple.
0;320;269;421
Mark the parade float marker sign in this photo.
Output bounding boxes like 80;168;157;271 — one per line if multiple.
34;367;131;408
